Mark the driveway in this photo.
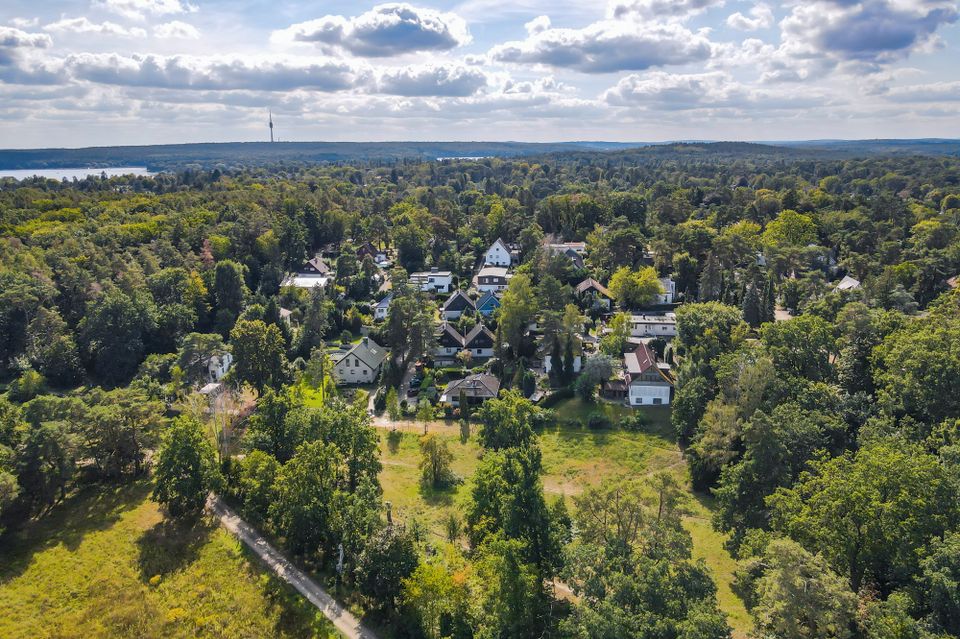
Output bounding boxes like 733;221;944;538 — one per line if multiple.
208;495;379;639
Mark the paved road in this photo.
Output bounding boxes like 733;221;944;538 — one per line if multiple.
207;495;378;639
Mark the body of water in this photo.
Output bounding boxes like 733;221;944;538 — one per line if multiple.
0;167;154;180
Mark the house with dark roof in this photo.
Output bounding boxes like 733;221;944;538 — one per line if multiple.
624;343;673;406
440;374;501;406
441;290;476;321
300;256;331;275
476;291;501;317
331;337;388;385
374;292;393;321
463;323;495;359
435;322;465;363
576;278;613;310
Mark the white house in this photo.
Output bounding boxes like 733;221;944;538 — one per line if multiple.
440;374;501;406
374;293;393;321
657;277;677;305
206;352;233;382
625;343;672;407
410;268;453;293
473;266;511;293
484;238;513;267
629;313;677;338
331;337;388;385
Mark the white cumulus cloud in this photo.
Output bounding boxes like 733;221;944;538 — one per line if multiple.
92;0;198;21
44;17;147;38
272;3;471;57
153;20;200;39
726;3;774;31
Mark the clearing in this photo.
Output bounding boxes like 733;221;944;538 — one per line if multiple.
377;399;751;637
0;480;339;639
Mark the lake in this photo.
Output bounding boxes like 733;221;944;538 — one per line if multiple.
0;167;154;180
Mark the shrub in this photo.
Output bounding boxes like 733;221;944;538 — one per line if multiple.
587;412;612;430
621;411;650;431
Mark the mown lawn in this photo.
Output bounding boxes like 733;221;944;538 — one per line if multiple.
377;405;751;637
0;480;339;639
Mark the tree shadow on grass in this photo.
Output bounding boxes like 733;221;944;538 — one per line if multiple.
419;481;457;507
0;479;152;582
135;514;216;583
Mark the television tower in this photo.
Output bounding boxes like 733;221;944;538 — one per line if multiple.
269;110;274;143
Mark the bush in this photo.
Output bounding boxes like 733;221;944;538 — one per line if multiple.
621;411;650;431
8;369;45;403
540;386;574;408
587;412;612;430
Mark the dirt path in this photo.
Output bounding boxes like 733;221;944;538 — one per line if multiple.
208;495;378;639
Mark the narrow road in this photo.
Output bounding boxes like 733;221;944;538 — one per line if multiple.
207;495;379;639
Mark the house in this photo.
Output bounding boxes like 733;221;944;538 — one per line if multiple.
331;337;388;385
629;313;677;338
576;278;613;310
484;238;513;267
948;275;959;289
374;293;393;321
545;245;585;269
440;374;501;406
476;291;501;317
463;323;496;359
206;352;233;382
625;343;673;407
441;290;476;321
435;322;465;363
473;266;511;293
300;256;331;275
285;273;332;289
279;307;293;325
834;275;861;292
545;240;587;269
657;278;677;305
410;268;453;293
356;242;387;262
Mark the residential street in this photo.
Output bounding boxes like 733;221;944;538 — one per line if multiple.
207;495;379;639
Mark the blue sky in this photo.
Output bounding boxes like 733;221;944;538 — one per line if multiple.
0;0;958;147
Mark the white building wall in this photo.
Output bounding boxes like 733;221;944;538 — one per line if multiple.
543;354;582;374
333;359;380;384
484;243;512;267
628;383;671;406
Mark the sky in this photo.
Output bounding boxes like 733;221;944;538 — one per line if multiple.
0;0;959;148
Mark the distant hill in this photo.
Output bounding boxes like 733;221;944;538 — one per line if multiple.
0;138;956;172
0;141;647;172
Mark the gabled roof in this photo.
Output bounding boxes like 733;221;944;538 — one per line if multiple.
442;290;476;313
486;238;510;255
576;278;612;299
375;292;394;309
624;342;656;375
437;322;464;346
476;291;501;309
835;275;861;291
445;373;500;398
332;337;388;369
302;256;330;274
463;323;495;347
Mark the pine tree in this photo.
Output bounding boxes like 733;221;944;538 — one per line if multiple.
698;252;723;301
762;273;777;324
742;284;761;328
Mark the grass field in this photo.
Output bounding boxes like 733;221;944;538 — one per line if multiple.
378;402;752;637
0;481;339;639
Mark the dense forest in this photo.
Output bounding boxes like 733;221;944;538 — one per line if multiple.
1;145;960;638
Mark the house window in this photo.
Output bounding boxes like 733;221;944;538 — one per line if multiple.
355;358;360;367
653;397;663;405
362;370;367;375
